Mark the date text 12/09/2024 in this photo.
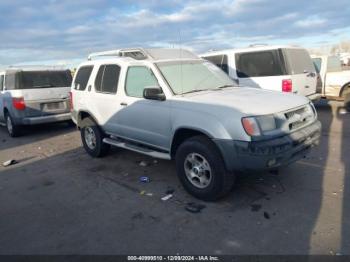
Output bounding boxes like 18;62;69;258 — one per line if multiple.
127;256;219;261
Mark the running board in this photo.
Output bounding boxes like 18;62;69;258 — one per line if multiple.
103;138;171;160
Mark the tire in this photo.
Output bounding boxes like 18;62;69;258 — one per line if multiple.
5;112;21;137
175;135;235;201
344;93;350;112
80;117;110;158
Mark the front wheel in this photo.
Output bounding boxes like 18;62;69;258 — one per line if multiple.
175;136;235;201
80;117;110;158
5;113;21;137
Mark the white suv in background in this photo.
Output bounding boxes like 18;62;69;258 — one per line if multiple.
201;45;320;101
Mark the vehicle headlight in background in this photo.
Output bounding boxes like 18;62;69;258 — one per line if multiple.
242;115;276;136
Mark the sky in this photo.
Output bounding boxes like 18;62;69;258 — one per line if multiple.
0;0;349;68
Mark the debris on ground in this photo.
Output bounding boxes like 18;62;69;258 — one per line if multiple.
161;194;173;201
140;190;146;195
146;193;153;197
250;204;262;212
185;202;206;213
140;176;150;183
332;192;337;196
139;161;149;167
263;211;270;219
165;186;175;195
2;159;18;167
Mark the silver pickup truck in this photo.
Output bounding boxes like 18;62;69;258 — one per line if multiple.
71;48;321;201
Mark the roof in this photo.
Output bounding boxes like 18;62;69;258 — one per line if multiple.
201;45;305;57
2;65;68;73
87;48;200;62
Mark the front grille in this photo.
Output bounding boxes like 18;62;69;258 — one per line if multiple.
284;105;314;131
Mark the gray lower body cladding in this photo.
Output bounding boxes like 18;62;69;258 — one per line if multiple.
214;120;322;172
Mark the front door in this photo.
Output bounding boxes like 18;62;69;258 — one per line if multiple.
117;66;171;150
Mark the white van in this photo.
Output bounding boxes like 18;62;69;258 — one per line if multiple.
0;67;73;137
201;45;320;101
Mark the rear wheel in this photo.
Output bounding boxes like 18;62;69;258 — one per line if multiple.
175;136;235;201
5;112;21;137
80;117;110;157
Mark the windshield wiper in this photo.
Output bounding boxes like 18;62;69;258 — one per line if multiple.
216;85;234;89
181;89;210;95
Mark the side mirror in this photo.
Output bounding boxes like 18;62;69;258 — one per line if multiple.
143;87;166;101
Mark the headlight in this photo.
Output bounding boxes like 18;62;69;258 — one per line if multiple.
242;115;276;136
256;115;276;132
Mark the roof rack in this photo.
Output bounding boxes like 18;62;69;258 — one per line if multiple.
88;48;149;61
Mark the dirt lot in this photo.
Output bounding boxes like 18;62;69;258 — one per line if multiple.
0;100;349;255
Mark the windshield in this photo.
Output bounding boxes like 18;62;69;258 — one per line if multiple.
157;61;237;95
17;70;72;89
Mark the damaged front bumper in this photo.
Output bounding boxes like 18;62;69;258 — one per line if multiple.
214;120;322;171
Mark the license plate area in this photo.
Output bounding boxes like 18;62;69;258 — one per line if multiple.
42;102;64;111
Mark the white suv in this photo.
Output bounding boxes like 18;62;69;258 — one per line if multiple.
201;45;320;101
71;48;321;201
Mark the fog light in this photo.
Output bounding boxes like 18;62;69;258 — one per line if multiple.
267;158;277;167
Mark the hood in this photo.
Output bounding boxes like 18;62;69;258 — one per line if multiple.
175;87;309;115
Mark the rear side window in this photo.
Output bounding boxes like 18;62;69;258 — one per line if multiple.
95;64;120;94
17;70;72;89
74;66;93;91
284;49;315;74
204;55;229;73
235;50;284;78
0;75;4;91
125;66;158;98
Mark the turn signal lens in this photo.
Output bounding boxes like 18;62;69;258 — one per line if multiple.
242;117;261;136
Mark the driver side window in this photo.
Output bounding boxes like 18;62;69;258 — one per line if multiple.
125;66;158;98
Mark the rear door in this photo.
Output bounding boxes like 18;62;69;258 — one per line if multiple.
86;64;124;134
234;50;287;91
284;49;317;97
16;70;73;116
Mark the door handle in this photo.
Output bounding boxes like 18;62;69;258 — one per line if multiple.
120;102;128;106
